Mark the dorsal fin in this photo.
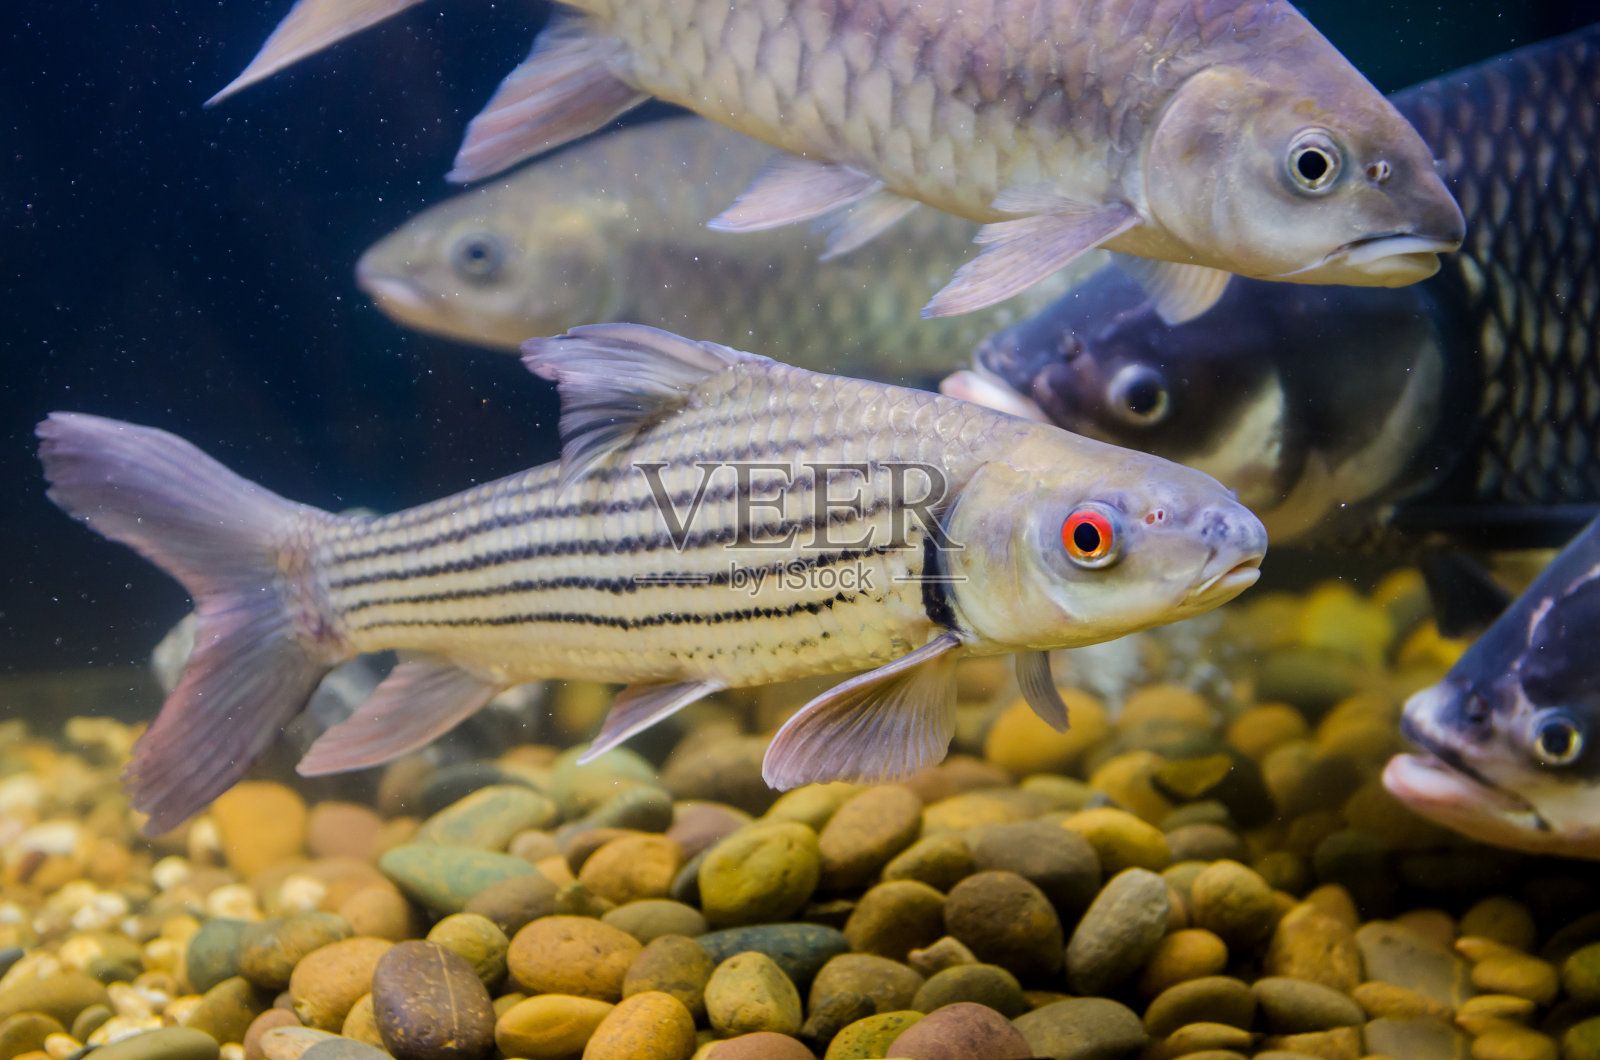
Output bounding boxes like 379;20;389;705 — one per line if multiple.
521;324;764;491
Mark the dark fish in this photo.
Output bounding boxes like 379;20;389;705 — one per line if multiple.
961;25;1600;561
1386;513;1600;857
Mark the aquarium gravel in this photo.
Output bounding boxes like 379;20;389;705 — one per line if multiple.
5;573;1600;1060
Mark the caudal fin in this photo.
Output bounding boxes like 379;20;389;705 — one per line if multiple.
37;413;340;834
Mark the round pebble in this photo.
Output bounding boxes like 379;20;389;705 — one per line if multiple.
695;924;849;989
461;871;559;935
370;941;495;1059
1062;808;1171;873
698;823;821;928
1191;860;1278;950
982;693;1110;776
822;1011;922;1060
624;935;714;1021
603;899;708;943
809;954;924;1015
816;785;922;893
1251;976;1365;1032
1139;928;1229;995
943;871;1063;979
1012;998;1146;1059
886;1001;1031;1060
583;990;696;1060
238;914;354;992
94;1027;222;1060
379;845;540;916
580;835;685;905
493;994;613;1058
707;1032;817;1060
288;938;392;1031
416;786;557;850
1144;976;1257;1037
1065;867;1171;995
508;916;642;1001
212;783;308;878
704;952;803;1037
880;834;974;892
911;964;1026;1018
842;880;944;960
424;913;508;990
968;821;1100;916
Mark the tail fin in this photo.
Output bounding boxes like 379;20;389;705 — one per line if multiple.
37;413;341;834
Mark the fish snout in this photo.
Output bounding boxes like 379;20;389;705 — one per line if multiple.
1187;504;1267;602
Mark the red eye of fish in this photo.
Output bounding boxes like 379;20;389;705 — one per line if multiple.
1062;506;1119;568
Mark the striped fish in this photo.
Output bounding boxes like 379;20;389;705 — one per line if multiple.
38;325;1265;832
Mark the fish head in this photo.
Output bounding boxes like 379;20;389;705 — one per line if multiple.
974;266;1287;509
1387;568;1600;857
1144;64;1464;286
356;187;615;350
945;432;1267;651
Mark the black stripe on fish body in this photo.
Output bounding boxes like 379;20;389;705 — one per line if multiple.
325;485;896;594
919;516;962;634
339;542;901;613
352;588;861;632
325;425;887;568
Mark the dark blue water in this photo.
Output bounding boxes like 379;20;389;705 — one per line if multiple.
3;1;1598;671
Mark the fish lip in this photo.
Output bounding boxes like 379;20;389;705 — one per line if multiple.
1383;752;1550;833
1279;231;1461;277
1187;557;1263;604
354;257;435;314
1389;712;1549;831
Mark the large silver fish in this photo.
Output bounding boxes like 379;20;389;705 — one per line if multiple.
214;0;1463;321
357;117;1087;381
1387;514;1600;858
959;26;1600;558
38;325;1265;832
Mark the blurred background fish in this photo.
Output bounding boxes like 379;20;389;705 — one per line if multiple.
215;0;1463;320
1387;514;1600;858
957;25;1600;629
357;117;1089;383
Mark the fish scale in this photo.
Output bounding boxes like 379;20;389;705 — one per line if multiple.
1404;29;1600;512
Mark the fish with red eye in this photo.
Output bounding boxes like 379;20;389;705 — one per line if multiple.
1062;503;1122;568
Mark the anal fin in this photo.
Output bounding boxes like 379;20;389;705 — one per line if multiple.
923;203;1137;318
449;17;647;183
1015;650;1070;731
1113;255;1233;325
296;658;504;776
815;190;920;260
762;632;963;790
710;154;881;233
579;679;726;763
208;0;427;105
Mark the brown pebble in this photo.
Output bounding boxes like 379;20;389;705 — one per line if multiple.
1139;929;1229;996
623;935;714;1022
809;954;924;1016
244;1010;301;1060
289;938;393;1031
886;1001;1032;1059
337;883;420;942
707;1032;817;1060
371;941;496;1060
817;785;923;893
508;916;641;1001
578;834;684;905
307;802;385;863
842;880;945;961
1144;976;1256;1037
463;873;560;936
494;994;613;1058
943;871;1064;979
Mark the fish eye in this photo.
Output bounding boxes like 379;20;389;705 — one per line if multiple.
1061;503;1122;569
451;232;508;281
1531;711;1584;767
1107;365;1169;426
1287;130;1341;194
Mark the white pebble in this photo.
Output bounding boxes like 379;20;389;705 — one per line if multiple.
220;1045;246;1060
88;1013;162;1046
187;817;222;864
0;775;43;815
276;874;328;915
205;883;261;921
17;820;81;856
71;891;130;932
108;981;154;1018
44;1033;84;1060
152;856;193;892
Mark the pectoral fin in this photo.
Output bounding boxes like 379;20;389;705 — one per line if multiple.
710;155;881;233
762;632;963;790
1015;650;1070;731
297;658;504;776
449;17;647;183
521;324;764;492
208;0;426;105
1114;255;1234;325
923;204;1137;318
815;190;921;260
579;679;727;763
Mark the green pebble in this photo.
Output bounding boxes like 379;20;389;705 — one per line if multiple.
602;899;709;943
0;969;110;1027
238;912;353;991
0;1011;65;1057
1564;942;1600;1005
555;785;675;844
185;976;265;1045
624;935;715;1021
705;952;803;1037
1013;998;1147;1059
71;1003;112;1041
911;964;1027;1018
415;785;558;849
380;843;540;915
1566;1016;1600;1060
426;912;510;989
90;1026;221;1060
549;746;659;819
696;924;849;989
698;823;821;928
823;1011;923;1060
185;918;251;994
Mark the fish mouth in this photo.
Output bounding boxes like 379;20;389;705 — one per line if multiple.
355;256;435;319
1187;556;1263;605
1280;232;1460;282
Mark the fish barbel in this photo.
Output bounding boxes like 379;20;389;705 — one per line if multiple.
357;116;1091;382
39;325;1265;833
960;26;1600;560
1387;513;1600;858
214;0;1463;321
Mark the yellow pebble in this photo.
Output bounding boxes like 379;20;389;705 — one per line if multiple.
1470;1026;1557;1060
1297;582;1395;665
1456;994;1537;1036
982;693;1110;776
43;1035;82;1060
1469;953;1558;1006
1351;981;1452;1021
1062;807;1171;873
1087;751;1174;824
1227;704;1309;761
1393;909;1457;951
1397;622;1469;671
